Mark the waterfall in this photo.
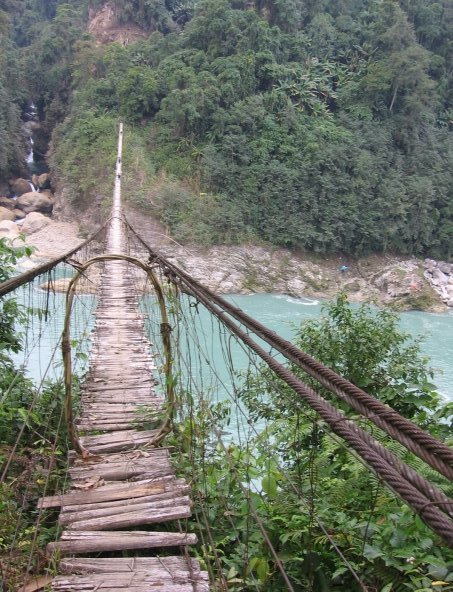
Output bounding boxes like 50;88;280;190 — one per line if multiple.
26;136;34;164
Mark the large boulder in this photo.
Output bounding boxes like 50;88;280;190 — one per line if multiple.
432;268;448;286
438;261;452;275
10;178;34;196
21;212;51;235
0;206;16;221
0;219;20;241
12;209;25;219
37;173;51;190
16;190;54;214
0;196;15;210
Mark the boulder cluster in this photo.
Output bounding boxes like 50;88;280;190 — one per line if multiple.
424;259;453;308
0;174;54;244
0;174;53;222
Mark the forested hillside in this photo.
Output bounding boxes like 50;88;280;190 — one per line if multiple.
1;0;452;258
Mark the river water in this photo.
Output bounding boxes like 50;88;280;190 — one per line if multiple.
13;291;453;403
223;294;453;402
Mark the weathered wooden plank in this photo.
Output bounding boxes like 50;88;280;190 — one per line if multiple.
60;495;190;525
38;479;169;508
53;583;208;592
78;430;159;443
79;429;159;453
47;530;197;554
72;449;170;465
70;465;171;481
69;464;171;482
57;482;190;514
71;455;169;470
54;573;200;584
52;572;207;587
77;422;146;432
67;503;191;530
58;556;206;576
71;452;170;466
78;406;161;414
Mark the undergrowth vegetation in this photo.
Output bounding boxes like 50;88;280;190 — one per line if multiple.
171;294;453;591
0;240;69;590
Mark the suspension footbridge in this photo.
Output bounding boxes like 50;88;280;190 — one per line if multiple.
0;125;452;592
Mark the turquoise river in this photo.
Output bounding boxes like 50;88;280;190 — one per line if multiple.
15;291;453;403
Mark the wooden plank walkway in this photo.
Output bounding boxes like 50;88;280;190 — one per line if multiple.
39;125;209;591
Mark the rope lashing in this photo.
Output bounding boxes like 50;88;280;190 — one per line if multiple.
62;253;175;457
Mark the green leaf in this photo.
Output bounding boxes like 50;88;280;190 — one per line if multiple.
261;475;278;498
363;544;384;560
256;558;269;582
226;566;238;580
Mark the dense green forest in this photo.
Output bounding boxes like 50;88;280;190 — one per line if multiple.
1;3;452;588
0;0;452;257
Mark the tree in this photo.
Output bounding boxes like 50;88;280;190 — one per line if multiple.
361;2;436;120
236;294;452;590
0;10;25;180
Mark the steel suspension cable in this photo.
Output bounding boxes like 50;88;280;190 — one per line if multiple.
0;221;108;297
125;227;453;480
165;277;453;545
166;290;422;588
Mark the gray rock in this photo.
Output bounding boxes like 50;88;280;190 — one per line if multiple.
16;190;54;214
432;268;448;285
438;262;452;275
0;206;15;221
286;278;306;296
0;219;20;240
21;212;51;235
387;284;410;298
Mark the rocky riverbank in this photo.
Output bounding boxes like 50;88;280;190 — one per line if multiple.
0;173;83;264
154;246;449;312
125;209;452;312
1;200;451;312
